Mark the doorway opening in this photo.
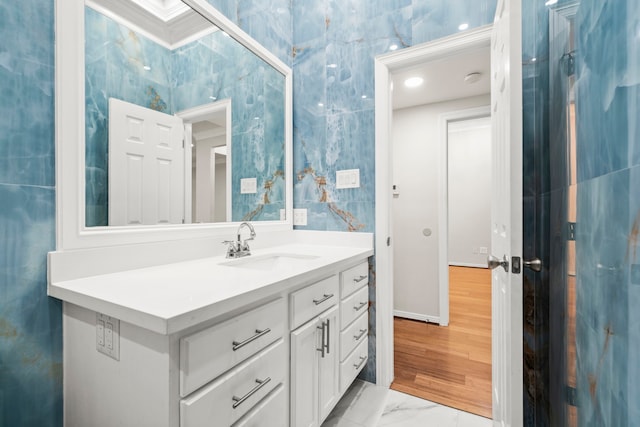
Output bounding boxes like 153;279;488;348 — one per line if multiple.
390;87;493;415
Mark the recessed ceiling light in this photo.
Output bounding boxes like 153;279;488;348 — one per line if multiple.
318;102;324;107
327;63;338;68
389;44;398;51
143;65;151;71
404;77;424;88
458;23;469;31
361;95;367;99
209;96;217;100
531;57;537;62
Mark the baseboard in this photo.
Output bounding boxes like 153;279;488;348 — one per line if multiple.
393;310;441;325
448;262;488;269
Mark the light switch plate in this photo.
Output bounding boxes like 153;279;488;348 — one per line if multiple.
240;178;257;194
336;169;360;189
293;209;307;226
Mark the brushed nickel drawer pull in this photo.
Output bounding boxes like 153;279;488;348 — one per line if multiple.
313;293;334;305
354;356;367;370
353;275;368;283
354;329;367;341
232;377;271;409
353;301;367;311
232;328;271;351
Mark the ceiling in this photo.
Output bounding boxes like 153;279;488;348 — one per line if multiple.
392;45;491;110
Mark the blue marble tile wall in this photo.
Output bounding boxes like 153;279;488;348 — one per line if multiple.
573;1;640;424
0;0;62;426
85;6;286;225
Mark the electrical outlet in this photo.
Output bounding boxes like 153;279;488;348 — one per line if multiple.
479;247;488;254
293;208;307;226
96;313;120;360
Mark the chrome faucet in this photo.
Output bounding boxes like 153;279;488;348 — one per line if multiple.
223;222;256;258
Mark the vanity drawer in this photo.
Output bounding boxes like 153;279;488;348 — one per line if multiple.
232;384;286;427
180;298;285;397
340;285;368;330
340;338;368;394
180;340;285;427
340;311;368;362
340;261;369;298
290;275;339;330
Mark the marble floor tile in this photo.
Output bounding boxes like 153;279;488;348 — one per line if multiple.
322;380;389;427
323;381;494;427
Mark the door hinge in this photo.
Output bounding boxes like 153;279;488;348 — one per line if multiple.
568;222;576;241
387;237;391;247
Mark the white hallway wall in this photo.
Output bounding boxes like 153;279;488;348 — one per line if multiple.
392;94;490;321
448;117;492;267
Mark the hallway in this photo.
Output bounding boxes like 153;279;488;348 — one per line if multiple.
392;266;492;418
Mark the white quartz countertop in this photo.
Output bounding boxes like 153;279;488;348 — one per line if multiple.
49;243;373;335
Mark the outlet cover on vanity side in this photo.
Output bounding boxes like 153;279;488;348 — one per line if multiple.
96;313;120;360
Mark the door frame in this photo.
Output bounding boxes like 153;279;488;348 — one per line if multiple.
374;25;493;387
437;106;491;327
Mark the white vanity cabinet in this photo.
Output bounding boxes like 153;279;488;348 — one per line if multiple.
290;276;340;427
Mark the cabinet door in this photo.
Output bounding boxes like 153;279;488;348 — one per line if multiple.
318;305;340;423
290;317;320;427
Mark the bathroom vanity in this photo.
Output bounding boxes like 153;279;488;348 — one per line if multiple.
48;235;373;426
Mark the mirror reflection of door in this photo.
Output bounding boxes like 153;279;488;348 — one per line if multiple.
108;98;232;225
108;98;185;226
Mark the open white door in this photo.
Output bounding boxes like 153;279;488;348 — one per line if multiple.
489;0;523;425
109;98;185;226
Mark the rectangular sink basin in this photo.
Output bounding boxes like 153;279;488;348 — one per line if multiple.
219;253;320;271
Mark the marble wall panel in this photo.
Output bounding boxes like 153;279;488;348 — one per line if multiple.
0;1;61;426
0;184;61;426
0;0;55;188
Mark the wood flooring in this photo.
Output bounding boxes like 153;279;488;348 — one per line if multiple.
391;266;492;418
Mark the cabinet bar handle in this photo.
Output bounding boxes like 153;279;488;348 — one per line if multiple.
353;301;367;311
354;356;367;370
354;329;367;341
325;318;330;354
316;321;326;358
232;377;271;409
232;328;271;351
353;275;368;283
313;293;334;305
